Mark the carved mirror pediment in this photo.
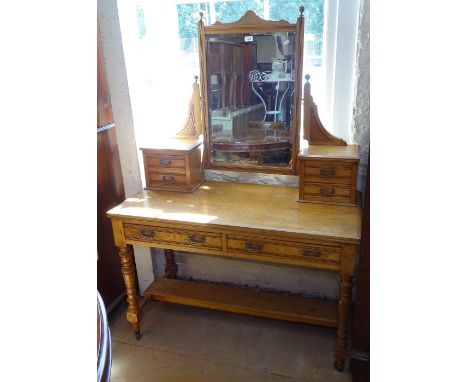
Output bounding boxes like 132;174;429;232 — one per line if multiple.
198;8;305;174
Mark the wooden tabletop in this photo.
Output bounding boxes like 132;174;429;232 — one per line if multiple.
107;181;361;243
298;145;360;161
139;138;201;152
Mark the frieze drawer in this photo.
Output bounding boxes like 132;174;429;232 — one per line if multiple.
226;235;341;268
124;223;223;251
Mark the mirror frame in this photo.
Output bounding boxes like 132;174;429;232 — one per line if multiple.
198;8;305;175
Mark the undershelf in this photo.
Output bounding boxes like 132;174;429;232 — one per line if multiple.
144;278;337;328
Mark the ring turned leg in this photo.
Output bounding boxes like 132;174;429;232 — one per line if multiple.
334;274;353;371
164;249;178;279
119;245;141;340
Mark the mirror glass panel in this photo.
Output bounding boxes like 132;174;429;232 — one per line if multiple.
206;32;296;168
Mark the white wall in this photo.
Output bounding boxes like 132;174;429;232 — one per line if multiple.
324;0;360;143
154;249;339;300
351;0;370;192
98;0;153;294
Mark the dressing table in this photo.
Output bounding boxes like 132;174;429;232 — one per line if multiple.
107;7;361;371
108;181;360;370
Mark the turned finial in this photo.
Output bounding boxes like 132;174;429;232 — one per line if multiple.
194;75;198;83
305;73;310;83
199;11;204;20
299;5;305;17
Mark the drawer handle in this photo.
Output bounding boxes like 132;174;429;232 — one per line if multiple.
320;187;335;195
162;175;175;183
302;249;322;258
245;242;263;252
188;235;205;244
139;229;155;239
160;159;172;166
320;168;336;176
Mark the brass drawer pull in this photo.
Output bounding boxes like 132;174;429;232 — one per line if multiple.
162;175;175;183
139;229;155;239
160;159;172;166
302;249;321;258
320;168;336;176
320;187;335;195
188;235;205;244
245;242;263;252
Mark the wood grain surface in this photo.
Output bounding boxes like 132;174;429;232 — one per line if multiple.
107;181;361;243
298;145;360;160
144;278;338;327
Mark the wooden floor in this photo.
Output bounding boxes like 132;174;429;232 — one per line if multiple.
144;278;338;327
109;300;352;382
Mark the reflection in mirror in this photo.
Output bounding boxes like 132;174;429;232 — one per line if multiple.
206;32;296;168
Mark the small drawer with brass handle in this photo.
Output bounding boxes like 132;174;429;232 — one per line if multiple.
245;242;263;252
302;162;353;185
303;183;351;201
302;249;321;258
188;234;206;244
139;229;155;239
148;172;186;186
146;154;185;169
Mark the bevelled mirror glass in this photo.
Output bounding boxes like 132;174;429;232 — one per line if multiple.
198;10;304;174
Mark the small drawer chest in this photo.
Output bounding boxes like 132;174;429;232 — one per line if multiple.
141;139;205;193
298;145;360;206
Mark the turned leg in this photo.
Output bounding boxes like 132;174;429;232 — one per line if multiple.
119;245;141;340
164;249;178;279
334;274;353;371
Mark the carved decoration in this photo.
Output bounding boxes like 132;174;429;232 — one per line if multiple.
175;76;203;138
212;10;291;27
303;74;347;146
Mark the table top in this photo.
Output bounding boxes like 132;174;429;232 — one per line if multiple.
298;145;360;161
107;181;361;243
139;138;201;152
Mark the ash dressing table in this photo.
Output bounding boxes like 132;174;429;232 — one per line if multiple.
107;8;361;371
107;182;360;370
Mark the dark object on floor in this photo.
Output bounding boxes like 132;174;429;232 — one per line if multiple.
98;291;112;382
